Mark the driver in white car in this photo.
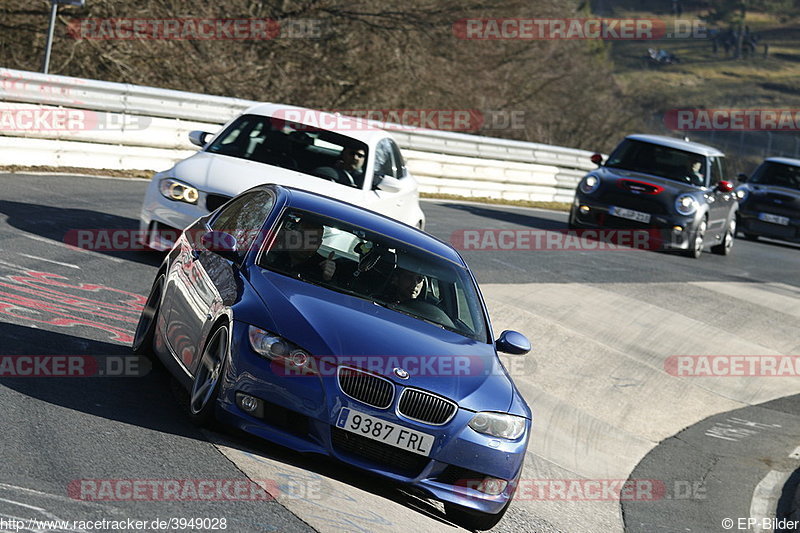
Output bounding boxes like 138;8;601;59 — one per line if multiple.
313;146;366;187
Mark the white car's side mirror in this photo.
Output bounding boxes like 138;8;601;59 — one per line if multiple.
189;130;211;147
376;175;403;193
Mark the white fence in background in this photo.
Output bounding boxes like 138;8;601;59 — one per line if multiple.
0;68;598;203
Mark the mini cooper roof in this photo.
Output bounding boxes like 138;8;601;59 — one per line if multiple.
764;156;800;167
625;134;725;157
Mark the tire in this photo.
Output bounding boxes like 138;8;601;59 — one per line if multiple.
712;217;735;255
684;218;707;259
132;274;164;356
444;498;512;531
188;324;229;426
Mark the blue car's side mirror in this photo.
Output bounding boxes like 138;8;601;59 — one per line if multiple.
496;330;531;355
201;230;238;261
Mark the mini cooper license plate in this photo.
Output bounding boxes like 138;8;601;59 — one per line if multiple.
609;206;651;224
336;408;435;456
758;212;790;226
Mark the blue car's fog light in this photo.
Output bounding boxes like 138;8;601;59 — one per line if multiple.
462;477;509;496
236;393;264;417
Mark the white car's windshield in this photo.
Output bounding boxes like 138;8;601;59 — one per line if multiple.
605;139;709;186
207;114;369;189
258;210;489;342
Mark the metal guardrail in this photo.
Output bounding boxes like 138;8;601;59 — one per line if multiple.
0;67;596;202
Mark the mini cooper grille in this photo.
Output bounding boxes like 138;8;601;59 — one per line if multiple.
398;389;457;425
337;367;394;409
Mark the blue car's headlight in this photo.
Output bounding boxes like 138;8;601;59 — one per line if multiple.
159;178;199;204
248;326;314;371
469;412;526;440
675;193;698;216
579;175;601;195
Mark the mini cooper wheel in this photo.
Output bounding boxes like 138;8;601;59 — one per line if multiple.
685;218;707;259
712;217;735;255
132;275;164;356
188;324;228;426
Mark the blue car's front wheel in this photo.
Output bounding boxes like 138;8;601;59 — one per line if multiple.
189;324;228;426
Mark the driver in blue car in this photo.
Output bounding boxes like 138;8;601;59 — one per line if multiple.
380;268;425;303
268;219;336;282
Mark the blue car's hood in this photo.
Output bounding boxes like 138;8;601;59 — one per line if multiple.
247;269;514;413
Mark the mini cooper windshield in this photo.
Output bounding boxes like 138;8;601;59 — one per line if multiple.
258;210;489;342
750;161;800;190
605;139;710;186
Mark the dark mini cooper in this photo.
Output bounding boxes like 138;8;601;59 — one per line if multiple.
736;157;800;244
569;134;738;258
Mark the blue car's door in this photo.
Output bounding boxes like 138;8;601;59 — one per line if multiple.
162;190;276;376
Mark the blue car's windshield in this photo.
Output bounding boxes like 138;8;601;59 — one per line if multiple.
257;210;489;342
605;139;709;186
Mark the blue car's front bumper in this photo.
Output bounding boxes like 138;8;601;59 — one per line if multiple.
213;320;529;514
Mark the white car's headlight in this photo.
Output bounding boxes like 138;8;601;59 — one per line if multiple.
579;175;600;195
159;178;199;205
675;194;698;216
468;412;527;440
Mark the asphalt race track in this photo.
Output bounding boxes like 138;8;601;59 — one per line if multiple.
1;172;799;533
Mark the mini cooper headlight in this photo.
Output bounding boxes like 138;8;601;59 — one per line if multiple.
735;186;749;202
675;194;698;216
579;175;601;195
468;412;526;440
159;178;199;205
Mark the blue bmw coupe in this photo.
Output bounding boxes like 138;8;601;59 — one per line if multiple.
133;184;532;530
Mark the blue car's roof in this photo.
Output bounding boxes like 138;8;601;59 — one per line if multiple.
264;185;466;266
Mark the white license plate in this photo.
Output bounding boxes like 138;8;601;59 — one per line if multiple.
609;206;651;224
335;408;435;456
758;212;790;226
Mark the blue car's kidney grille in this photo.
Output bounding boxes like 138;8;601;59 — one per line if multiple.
337;367;394;409
397;389;457;425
